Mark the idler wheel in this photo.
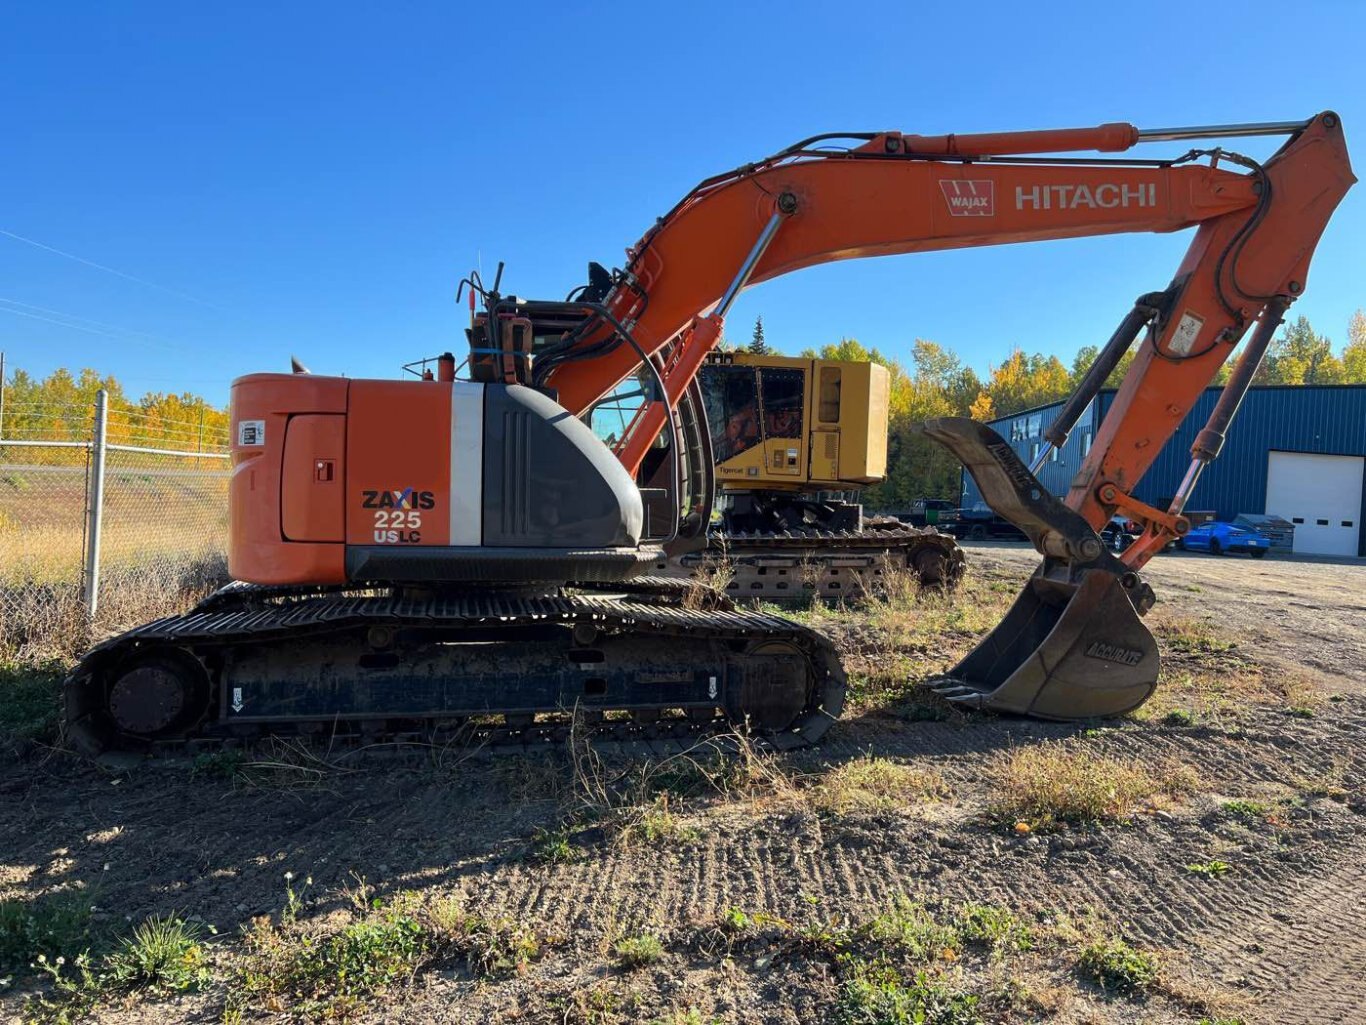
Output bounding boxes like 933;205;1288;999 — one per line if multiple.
106;650;210;738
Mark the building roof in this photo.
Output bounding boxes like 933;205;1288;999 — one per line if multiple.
986;382;1366;426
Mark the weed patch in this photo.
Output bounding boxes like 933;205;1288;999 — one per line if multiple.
1076;937;1158;994
613;933;664;969
1185;860;1232;879
810;756;948;816
615;795;701;847
1221;799;1273;823
0;657;64;746
25;914;208;1023
953;903;1033;953
859;897;960;962
836;960;981;1025
234;892;540;1020
529;823;585;865
987;743;1198;830
0;888;98;974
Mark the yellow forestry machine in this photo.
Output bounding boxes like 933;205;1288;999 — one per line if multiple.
654;351;964;598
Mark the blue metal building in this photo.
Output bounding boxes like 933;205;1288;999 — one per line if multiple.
963;384;1366;557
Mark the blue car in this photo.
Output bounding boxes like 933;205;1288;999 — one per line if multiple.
1180;521;1271;558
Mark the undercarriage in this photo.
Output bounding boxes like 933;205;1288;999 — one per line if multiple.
65;577;845;758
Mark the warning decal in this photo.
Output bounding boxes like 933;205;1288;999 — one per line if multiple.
1168;311;1206;356
237;420;266;447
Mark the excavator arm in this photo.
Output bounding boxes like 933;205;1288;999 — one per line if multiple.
520;112;1352;717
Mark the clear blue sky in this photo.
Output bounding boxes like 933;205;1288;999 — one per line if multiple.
2;1;1363;405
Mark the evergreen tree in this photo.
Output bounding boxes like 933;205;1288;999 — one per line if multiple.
748;316;769;355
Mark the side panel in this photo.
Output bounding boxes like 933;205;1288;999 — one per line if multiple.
837;361;889;484
808;363;841;481
345;381;455;547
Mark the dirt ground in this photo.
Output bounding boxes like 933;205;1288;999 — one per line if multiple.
1;545;1363;1024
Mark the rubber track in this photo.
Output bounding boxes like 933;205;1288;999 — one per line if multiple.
65;580;845;759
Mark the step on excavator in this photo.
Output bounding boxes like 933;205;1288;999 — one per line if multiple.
650;350;965;599
66;113;1353;756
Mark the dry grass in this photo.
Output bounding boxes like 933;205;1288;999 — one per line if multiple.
808;755;949;815
0;554;225;660
987;743;1199;830
1;466;228;660
1135;611;1328;726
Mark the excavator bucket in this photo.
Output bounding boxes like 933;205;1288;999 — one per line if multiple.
919;418;1159;720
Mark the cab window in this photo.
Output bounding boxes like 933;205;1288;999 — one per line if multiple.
700;365;760;461
759;368;804;440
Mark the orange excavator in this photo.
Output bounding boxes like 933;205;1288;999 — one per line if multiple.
66;113;1353;755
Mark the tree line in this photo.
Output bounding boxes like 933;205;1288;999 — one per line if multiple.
4;306;1364;492
0;366;229;454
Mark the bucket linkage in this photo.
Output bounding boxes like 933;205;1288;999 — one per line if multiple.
920;418;1159;720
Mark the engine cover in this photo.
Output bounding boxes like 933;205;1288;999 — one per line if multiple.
229;374;652;585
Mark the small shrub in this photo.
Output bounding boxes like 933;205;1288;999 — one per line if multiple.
1221;799;1272;823
457;915;540;977
1185;860;1232;879
1076;937;1158;993
101;915;208;995
191;749;248;781
836;960;981;1025
720;907;751;934
529;824;582;865
613;933;664;969
953;903;1032;952
26;913;207;1023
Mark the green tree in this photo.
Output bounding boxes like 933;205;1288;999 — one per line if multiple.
1257;315;1343;384
1341;309;1366;382
748;316;769;355
1069;343;1136;391
983;349;1071;417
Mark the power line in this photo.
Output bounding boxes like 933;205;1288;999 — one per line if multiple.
0;228;226;311
0;298;182;351
0;304;146;343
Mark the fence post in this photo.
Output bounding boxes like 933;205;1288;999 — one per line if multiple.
84;389;109;622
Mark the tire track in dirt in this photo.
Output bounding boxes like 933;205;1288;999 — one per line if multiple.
1186;836;1366;1024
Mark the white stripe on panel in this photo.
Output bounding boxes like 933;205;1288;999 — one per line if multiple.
449;382;484;546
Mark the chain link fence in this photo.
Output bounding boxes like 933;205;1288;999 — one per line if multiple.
0;389;230;656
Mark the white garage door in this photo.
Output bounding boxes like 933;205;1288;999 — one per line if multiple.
1265;451;1364;557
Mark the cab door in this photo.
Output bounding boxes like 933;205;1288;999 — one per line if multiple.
757;367;806;478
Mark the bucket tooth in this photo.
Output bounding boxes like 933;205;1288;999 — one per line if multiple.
919;417;1160;720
